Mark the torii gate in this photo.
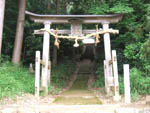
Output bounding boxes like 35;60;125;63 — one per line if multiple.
26;11;123;98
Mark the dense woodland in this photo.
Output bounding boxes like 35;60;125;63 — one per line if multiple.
3;0;150;67
0;0;150;100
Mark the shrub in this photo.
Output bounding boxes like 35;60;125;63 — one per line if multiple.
119;76;124;94
119;67;150;95
130;67;150;94
92;66;105;88
51;60;75;88
0;62;34;99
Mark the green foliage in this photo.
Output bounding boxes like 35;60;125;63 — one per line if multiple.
124;41;150;77
140;38;150;60
131;91;140;102
51;60;75;88
0;55;10;63
119;76;124;94
0;59;75;99
48;85;61;95
88;0;109;14
92;66;105;88
119;67;150;96
124;43;142;60
0;62;34;99
130;68;150;94
93;75;105;88
143;4;150;31
88;0;133;14
109;2;133;13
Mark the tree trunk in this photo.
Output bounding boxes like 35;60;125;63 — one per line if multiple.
0;0;5;55
63;0;67;14
48;0;51;10
56;0;60;14
12;0;26;64
52;0;60;66
53;46;57;66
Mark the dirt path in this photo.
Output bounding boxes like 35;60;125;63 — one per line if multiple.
52;73;102;105
51;59;101;105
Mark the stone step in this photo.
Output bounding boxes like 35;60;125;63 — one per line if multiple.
1;105;149;113
0;105;119;113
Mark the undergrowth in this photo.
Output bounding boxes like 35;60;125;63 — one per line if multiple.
94;64;150;101
119;67;150;95
92;66;105;88
50;60;75;88
0;59;75;99
119;67;150;101
0;61;34;100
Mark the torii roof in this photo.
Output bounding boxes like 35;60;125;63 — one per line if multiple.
26;11;123;24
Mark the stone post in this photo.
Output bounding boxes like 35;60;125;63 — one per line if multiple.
124;64;131;104
112;50;121;101
41;22;51;95
35;51;40;97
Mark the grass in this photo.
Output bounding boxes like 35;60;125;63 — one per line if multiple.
53;74;102;105
62;75;91;95
54;96;102;105
71;75;89;90
0;59;75;100
51;60;75;88
0;62;34;100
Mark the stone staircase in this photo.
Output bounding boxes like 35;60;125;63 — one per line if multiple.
1;104;150;113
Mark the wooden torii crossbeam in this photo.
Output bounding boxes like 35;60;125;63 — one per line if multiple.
36;28;119;48
26;11;123;96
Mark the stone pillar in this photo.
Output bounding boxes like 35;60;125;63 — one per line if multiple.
124;64;131;104
103;22;113;94
35;51;40;97
112;50;121;101
41;22;51;95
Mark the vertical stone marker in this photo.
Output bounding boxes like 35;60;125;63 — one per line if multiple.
35;51;40;97
124;64;131;104
42;22;51;95
112;50;120;101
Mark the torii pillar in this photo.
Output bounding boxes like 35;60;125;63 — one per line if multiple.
41;22;51;95
103;22;113;94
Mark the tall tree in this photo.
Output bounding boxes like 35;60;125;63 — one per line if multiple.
63;0;67;13
48;0;51;10
12;0;26;64
56;0;60;14
0;0;6;55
